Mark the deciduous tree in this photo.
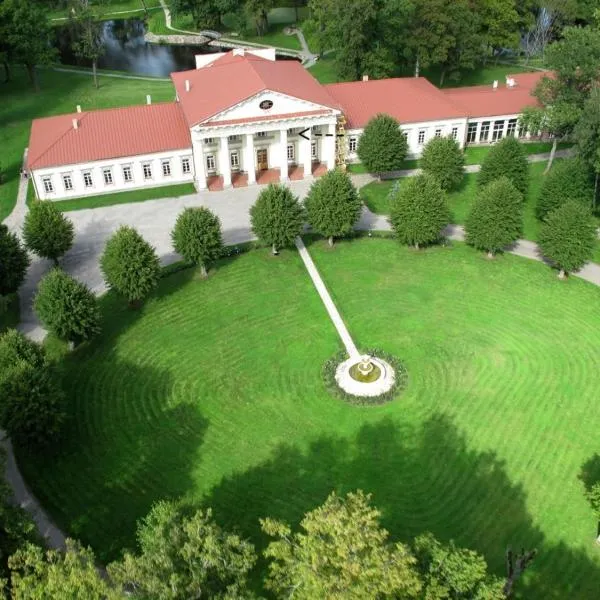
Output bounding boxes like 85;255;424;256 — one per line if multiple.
414;532;505;599
420;136;465;191
108;501;257;599
584;482;600;543
171;207;223;277
466;177;523;257
389;173;450;248
23;202;74;265
69;0;106;89
477;137;528;196
0;224;29;296
536;157;594;220
0;0;57;91
8;540;121;598
357;114;408;178
538;201;597;278
574;87;600;210
101;226;161;307
262;490;422;599
250;184;304;254
34;268;101;343
304;169;362;246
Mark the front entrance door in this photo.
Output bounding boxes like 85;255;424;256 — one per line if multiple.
257;148;268;171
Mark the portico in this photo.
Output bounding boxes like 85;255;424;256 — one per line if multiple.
191;117;337;190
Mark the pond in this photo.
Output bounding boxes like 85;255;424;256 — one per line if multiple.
54;18;219;77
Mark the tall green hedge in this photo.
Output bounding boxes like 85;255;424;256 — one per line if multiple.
478;137;529;196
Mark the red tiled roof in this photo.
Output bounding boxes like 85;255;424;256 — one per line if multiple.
27;103;191;170
208;109;332;127
441;72;547;118
171;52;340;126
324;77;466;129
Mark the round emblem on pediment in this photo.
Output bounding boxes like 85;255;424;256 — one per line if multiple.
259;99;274;110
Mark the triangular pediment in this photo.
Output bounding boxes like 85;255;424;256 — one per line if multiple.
204;90;337;125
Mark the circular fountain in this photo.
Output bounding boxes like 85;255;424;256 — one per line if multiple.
335;353;395;398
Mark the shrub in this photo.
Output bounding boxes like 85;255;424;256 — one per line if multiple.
465;177;523;257
357;114;408;177
420;136;465;191
250;184;304;254
101;226;161;306
0;360;65;445
34;268;101;343
0;329;45;373
0;224;30;295
538;201;597;278
536;158;594;220
22;201;74;265
305;170;362;246
171;207;223;277
478;137;529;196
389;173;451;248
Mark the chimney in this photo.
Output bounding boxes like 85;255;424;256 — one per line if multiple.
146;94;151;105
185;79;190;92
362;74;369;81
76;105;82;113
492;80;498;90
72;118;78;130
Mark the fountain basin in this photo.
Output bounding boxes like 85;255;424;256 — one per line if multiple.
335;355;395;398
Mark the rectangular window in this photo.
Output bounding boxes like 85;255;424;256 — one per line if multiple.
103;168;113;185
42;176;53;193
492;120;504;142
434;128;442;138
204;137;214;144
466;122;477;143
479;121;490;142
451;127;458;140
311;141;317;159
506;118;518;137
418;130;426;145
348;137;357;153
256;131;267;138
230;150;240;169
181;157;191;174
402;131;409;141
162;160;171;177
518;123;527;139
83;171;93;187
62;174;73;191
287;144;295;161
143;163;152;179
206;155;216;171
287;128;296;135
122;165;133;182
228;135;240;142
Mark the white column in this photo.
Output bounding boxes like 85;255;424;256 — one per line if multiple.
244;133;256;184
325;122;336;170
279;128;289;182
501;119;509;139
219;136;231;187
301;125;312;178
192;137;207;190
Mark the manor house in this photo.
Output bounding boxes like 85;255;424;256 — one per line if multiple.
27;48;545;201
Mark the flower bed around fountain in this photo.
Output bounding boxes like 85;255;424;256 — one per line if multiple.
323;349;407;405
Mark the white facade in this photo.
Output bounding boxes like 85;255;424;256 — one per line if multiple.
32;148;194;201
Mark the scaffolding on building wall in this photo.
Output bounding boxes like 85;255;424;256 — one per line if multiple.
336;114;347;169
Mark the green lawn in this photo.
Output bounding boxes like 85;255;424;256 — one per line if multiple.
15;240;600;598
308;56;341;84
0;66;175;221
51;183;196;212
49;0;161;20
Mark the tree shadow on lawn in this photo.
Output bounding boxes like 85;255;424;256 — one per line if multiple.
15;358;209;563
204;414;600;599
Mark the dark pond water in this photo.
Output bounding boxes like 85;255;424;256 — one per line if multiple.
54;18;219;77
